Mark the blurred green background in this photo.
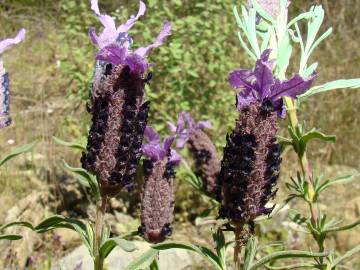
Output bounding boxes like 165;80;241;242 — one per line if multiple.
0;0;360;267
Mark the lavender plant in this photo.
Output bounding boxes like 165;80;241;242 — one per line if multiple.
1;1;172;269
128;0;360;269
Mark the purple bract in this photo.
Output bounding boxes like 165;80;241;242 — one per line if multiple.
229;49;317;118
168;112;212;148
142;126;181;165
89;0;171;75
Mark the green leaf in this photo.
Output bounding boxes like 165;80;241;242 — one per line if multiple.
0;221;34;232
213;229;226;269
63;160;100;200
332;244;360;267
243;238;257;270
317;174;356;194
0;234;23;240
152;241;223;270
124;248;159;270
35;215;92;254
323;219;360;234
100;237;137;259
298;78;360;101
250;250;328;269
53;136;86;151
0;141;38;167
265;263;315;269
149;258;160;270
298;129;336;155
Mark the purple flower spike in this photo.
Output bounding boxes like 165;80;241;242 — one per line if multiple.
89;0;145;48
142;126;180;165
229;49;317;118
0;29;26;55
0;28;26;129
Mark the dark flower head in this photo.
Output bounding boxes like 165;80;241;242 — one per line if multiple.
168;112;220;196
168;112;212;148
0;28;26;129
89;0;171;75
81;65;149;196
218;101;281;225
140;126;179;243
229;49;317;118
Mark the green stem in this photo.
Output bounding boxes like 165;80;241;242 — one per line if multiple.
93;195;108;270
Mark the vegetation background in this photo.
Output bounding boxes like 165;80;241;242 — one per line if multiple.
0;0;360;268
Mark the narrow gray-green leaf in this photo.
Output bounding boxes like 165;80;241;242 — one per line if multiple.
0;141;38;167
299;79;360;101
0;234;23;240
250;250;328;269
124;248;158;270
332;244;360;267
53;136;86;151
152;241;223;270
324;219;360;233
100;237;137;259
265;263;314;269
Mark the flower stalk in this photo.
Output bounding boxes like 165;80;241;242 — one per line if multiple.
93;195;108;270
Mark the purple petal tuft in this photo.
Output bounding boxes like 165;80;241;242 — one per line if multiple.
0;29;26;54
135;21;172;58
117;1;146;33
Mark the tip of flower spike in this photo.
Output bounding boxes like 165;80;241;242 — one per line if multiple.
0;28;26;55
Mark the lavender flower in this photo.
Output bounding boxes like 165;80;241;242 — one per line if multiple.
169;112;221;195
0;29;26;129
81;65;150;196
139;126;180;243
89;0;171;75
82;2;171;196
219;50;315;226
229;49;316;118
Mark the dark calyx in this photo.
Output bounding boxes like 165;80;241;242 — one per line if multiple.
139;157;176;243
218;99;281;225
81;64;150;196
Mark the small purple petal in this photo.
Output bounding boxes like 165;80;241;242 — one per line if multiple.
182;112;194;130
228;69;254;89
96;44;127;65
176;113;185;132
254;50;275;99
124;54;149;74
90;0;101;15
270;73;317;101
167;122;177;134
169;149;181;166
0;29;26;54
117;1;146;33
236;88;257;111
88;27;99;45
176;133;188;149
163;136;175;153
144;126;161;143
135;21;172;58
142;144;164;161
195;120;212;130
98;14;117;32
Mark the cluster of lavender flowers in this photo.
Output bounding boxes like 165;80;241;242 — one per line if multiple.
80;0;181;244
0;29;26;129
169;49;316;235
81;0;171;195
219;50;316;228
